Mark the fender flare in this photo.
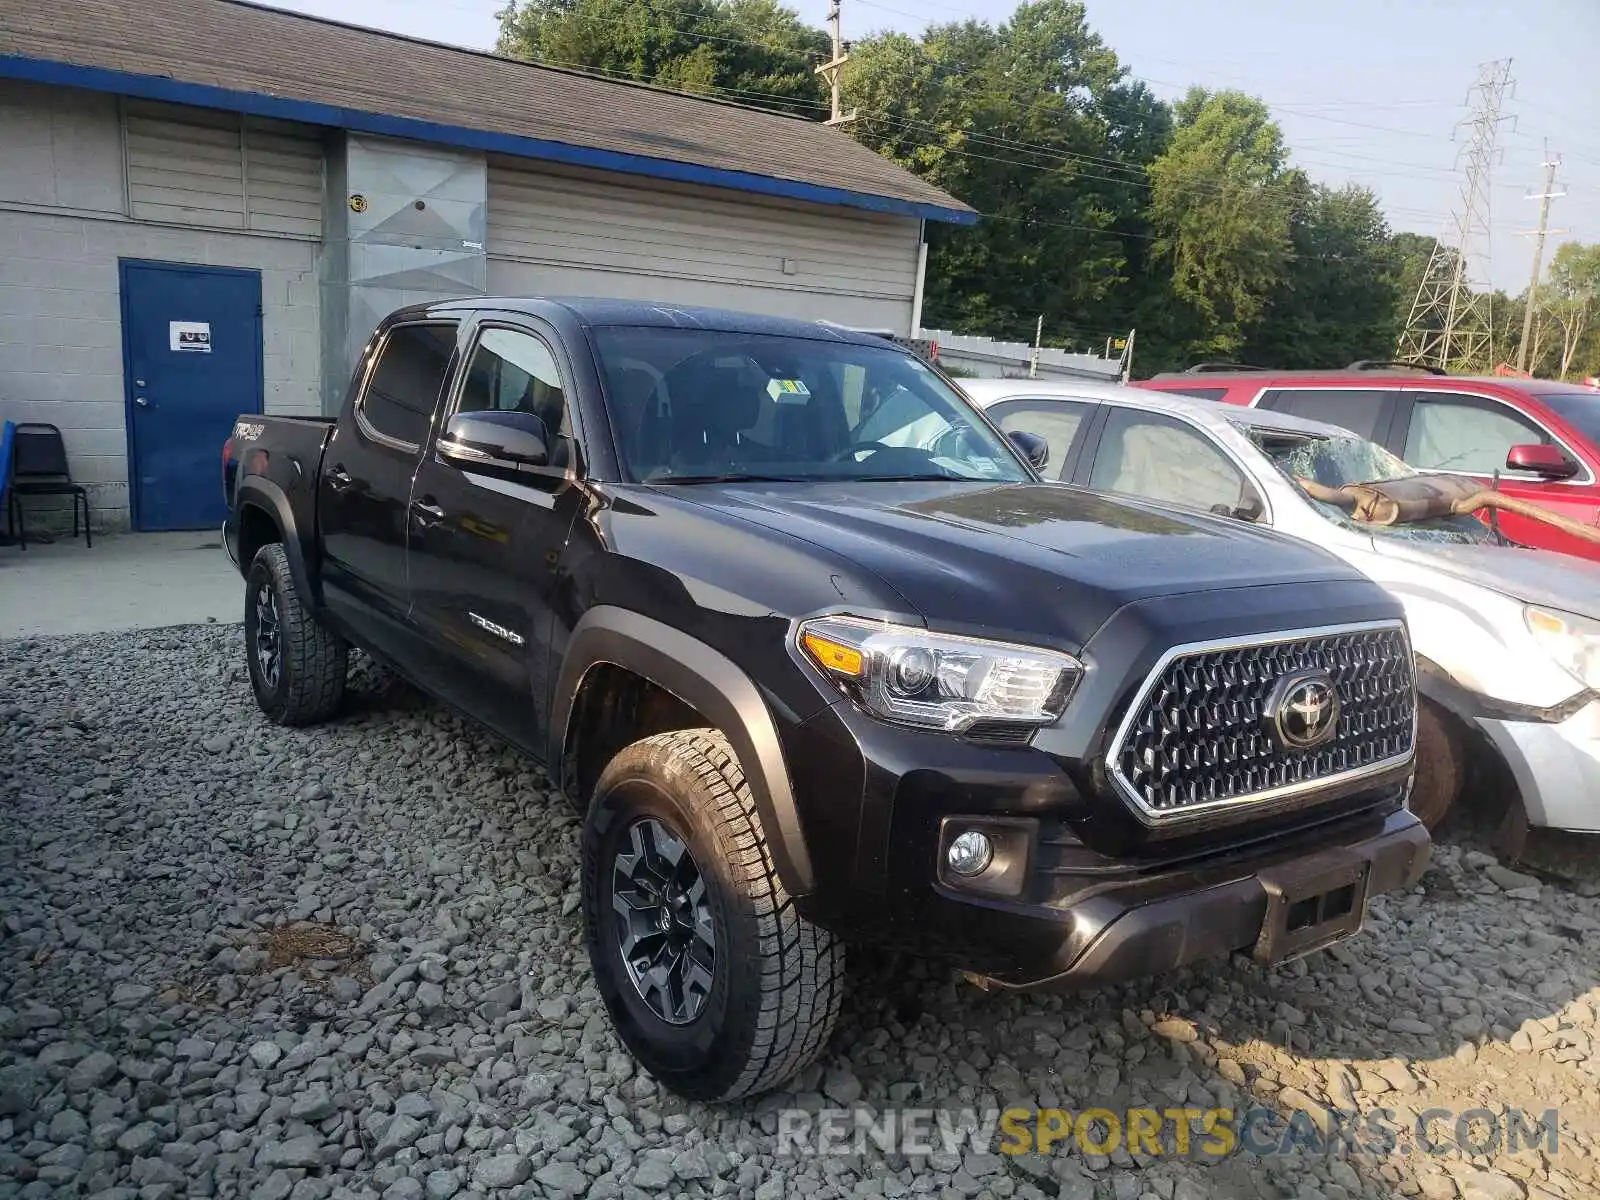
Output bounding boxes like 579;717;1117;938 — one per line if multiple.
551;606;815;897
233;478;316;606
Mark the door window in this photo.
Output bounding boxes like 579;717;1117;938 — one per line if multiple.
458;327;570;468
1089;407;1249;513
990;401;1092;480
1257;389;1392;442
359;323;457;448
1403;394;1550;475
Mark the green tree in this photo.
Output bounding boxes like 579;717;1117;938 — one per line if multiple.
1146;89;1294;361
848;2;1171;349
495;0;828;114
1543;241;1600;378
1245;184;1402;368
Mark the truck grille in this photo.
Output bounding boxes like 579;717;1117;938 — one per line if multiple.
1108;623;1414;822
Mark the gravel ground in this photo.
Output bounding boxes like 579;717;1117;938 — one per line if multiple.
3;625;1600;1200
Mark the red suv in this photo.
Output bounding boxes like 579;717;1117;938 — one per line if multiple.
1139;363;1600;562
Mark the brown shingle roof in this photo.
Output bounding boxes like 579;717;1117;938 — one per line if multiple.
0;0;975;223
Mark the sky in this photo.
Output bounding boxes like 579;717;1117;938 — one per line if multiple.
264;0;1599;293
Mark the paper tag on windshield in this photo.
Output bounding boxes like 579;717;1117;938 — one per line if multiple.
767;378;810;405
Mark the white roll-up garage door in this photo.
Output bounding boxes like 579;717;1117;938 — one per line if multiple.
485;158;921;332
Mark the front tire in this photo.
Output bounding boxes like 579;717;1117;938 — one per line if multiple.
581;729;845;1101
244;543;347;726
1410;700;1463;830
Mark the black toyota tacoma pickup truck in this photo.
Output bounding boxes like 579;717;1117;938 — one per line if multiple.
223;298;1429;1101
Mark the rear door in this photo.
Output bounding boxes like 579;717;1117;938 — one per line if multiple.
1393;387;1600;557
1252;387;1402;445
318;320;458;660
404;315;583;750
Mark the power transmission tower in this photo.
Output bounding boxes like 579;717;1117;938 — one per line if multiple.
1396;59;1516;372
1515;144;1567;373
815;0;857;126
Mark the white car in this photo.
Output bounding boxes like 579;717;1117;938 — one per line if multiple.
960;377;1600;839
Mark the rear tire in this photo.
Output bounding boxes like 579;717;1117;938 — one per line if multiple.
581;729;845;1101
244;543;347;726
1410;700;1462;830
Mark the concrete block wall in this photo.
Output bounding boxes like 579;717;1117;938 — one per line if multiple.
0;211;322;534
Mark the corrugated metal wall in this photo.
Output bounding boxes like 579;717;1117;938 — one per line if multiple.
485;158;920;331
123;100;323;238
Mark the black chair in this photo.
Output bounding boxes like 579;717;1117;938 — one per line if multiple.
8;423;91;549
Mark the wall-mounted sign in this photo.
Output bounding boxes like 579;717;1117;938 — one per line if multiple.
170;321;212;353
349;193;368;213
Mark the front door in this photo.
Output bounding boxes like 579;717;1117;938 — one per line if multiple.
120;260;262;530
406;319;581;749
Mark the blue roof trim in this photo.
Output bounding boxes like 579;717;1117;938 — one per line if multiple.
0;55;979;226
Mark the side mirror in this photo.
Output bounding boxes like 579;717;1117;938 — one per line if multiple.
1007;430;1050;470
1506;442;1579;480
1210;483;1265;523
437;410;550;476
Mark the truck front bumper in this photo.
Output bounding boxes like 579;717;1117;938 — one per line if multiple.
1478;700;1600;832
972;809;1430;990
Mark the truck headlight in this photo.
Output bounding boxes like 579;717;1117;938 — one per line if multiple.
798;616;1082;734
1526;606;1600;691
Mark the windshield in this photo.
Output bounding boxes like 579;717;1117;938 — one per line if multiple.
1537;391;1600;448
590;327;1030;484
1245;425;1496;545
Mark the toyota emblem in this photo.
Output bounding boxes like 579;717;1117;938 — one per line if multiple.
1264;669;1341;751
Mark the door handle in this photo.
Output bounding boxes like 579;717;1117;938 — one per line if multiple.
326;466;355;492
411;499;446;529
134;396;150;407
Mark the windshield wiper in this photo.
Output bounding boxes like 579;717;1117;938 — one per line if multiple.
646;473;814;484
848;472;988;483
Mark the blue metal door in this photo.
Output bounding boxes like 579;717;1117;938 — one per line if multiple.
120;260;263;531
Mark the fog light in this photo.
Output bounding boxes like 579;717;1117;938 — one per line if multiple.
946;830;994;876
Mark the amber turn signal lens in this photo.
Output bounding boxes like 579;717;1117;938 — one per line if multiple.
802;631;864;676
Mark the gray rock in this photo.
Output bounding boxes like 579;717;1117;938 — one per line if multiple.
631;1159;675;1191
384;1181;424;1200
374;1114;425;1160
1486;865;1541;892
480;981;521;1019
47;1108;88;1143
424;1170;462;1200
415;981;445;1012
248;1042;283;1070
115;1122;162;1157
393;1094;435;1121
289;1085;336;1122
266;1135;325;1168
671;1146;711;1181
533;1162;589;1197
68;1052;119;1092
822;1067;862;1106
471;1155;531;1189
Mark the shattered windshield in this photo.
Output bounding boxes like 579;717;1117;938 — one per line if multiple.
1243;425;1496;545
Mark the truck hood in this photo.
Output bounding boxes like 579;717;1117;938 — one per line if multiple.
1368;537;1600;620
669;481;1366;646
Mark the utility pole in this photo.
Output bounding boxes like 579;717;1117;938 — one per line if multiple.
1397;59;1516;372
1515;144;1567;374
1029;315;1042;379
815;1;857;126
